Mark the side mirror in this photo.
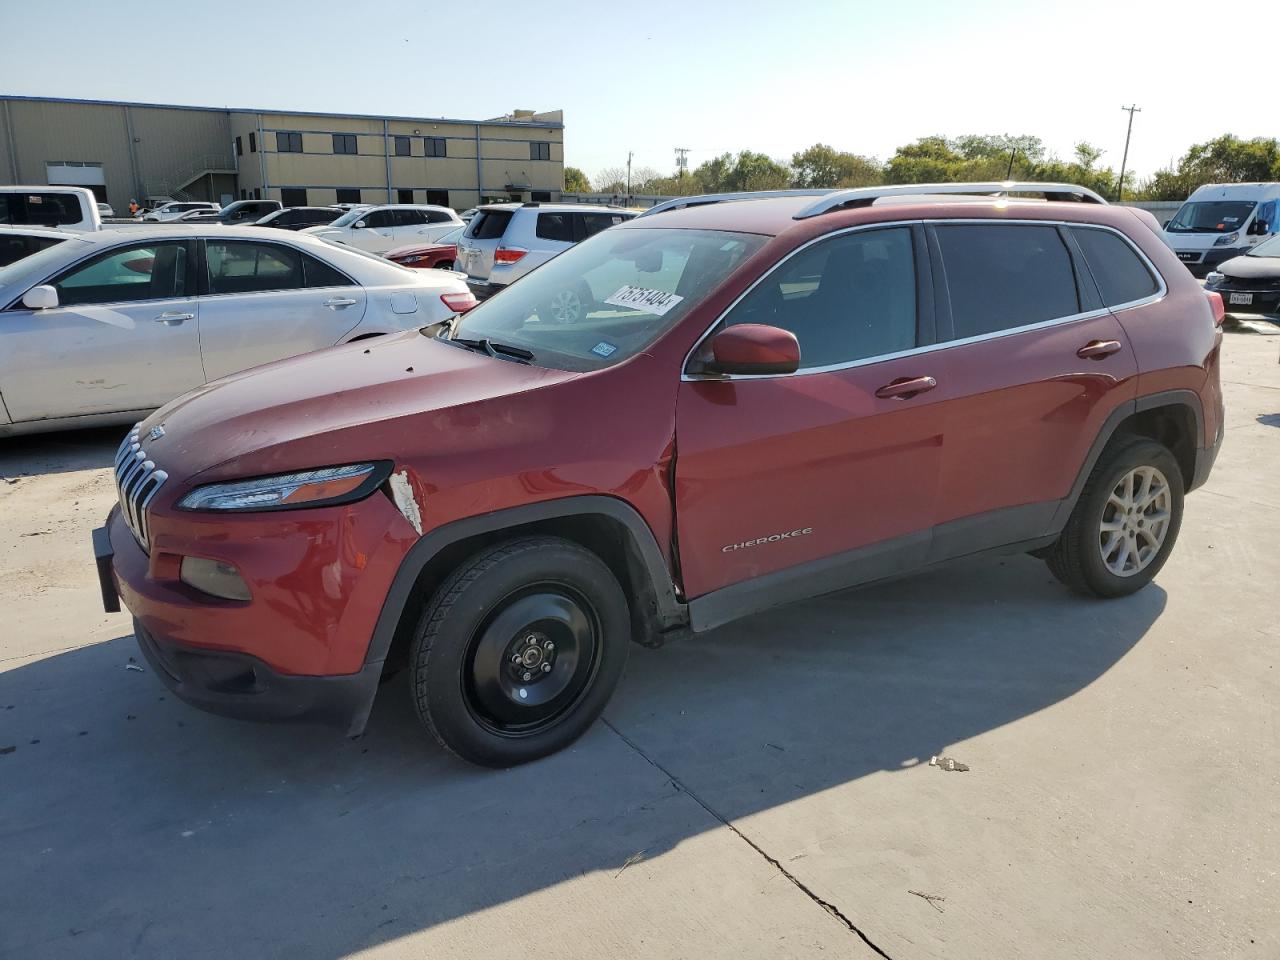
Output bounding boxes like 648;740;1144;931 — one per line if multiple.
699;324;800;376
353;220;367;229
1249;219;1269;235
22;285;59;310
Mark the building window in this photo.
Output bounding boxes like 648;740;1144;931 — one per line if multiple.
425;189;449;207
277;132;303;153
425;137;447;158
239;188;247;200
336;188;362;204
332;134;358;155
253;188;261;200
394;136;411;157
531;191;552;202
397;188;414;204
249;132;257;153
281;187;308;207
530;141;551;161
235;136;243;156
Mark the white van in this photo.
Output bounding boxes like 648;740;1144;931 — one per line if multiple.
0;186;102;233
1161;182;1280;277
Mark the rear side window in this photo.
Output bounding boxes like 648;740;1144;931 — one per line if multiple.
302;254;352;288
364;209;397;228
1;192;85;227
934;224;1079;339
468;210;512;240
206;241;304;295
724;226;917;369
535;213;575;242
1071;227;1159;307
581;213;624;238
394;209;427;227
425;210;453;224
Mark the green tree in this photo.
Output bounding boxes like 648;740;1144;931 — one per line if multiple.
724;150;791;191
563;166;591;193
1136;134;1280;200
790;143;883;188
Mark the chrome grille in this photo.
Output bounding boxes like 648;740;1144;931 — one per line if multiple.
114;424;168;551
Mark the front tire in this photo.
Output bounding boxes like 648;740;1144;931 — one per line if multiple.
1045;437;1184;598
411;537;630;766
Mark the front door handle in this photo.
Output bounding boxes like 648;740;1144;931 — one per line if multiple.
875;375;937;400
1077;339;1122;360
154;311;193;325
323;297;358;309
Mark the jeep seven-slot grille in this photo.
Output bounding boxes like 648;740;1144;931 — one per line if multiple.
114;425;168;551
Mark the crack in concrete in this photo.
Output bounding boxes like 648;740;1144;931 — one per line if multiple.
602;718;894;959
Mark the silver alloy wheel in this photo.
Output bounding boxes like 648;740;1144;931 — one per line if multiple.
1099;465;1172;577
548;288;583;322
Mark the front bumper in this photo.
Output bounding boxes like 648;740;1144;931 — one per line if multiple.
1206;283;1280;316
1174;246;1249;278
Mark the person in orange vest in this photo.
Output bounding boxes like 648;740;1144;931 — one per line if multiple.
128;199;140;216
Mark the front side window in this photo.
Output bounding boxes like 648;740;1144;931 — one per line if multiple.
934;224;1079;340
394;209;427;227
449;227;765;372
723;227;917;369
1166;201;1255;234
1071;227;1158;307
332;134;358;155
364;209;397;228
205;241;303;295
535;212;575;242
52;242;189;306
425;137;447;158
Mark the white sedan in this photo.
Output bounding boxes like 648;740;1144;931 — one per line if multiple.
303;204;464;254
0;225;475;436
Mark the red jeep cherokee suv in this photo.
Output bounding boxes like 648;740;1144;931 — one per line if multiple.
94;182;1225;766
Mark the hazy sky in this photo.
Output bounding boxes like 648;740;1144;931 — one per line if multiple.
3;0;1275;185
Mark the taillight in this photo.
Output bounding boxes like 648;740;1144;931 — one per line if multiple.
494;246;527;264
441;292;478;313
1205;290;1225;327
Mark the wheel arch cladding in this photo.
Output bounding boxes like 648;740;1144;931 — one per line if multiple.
367;496;686;684
1119;394;1202;490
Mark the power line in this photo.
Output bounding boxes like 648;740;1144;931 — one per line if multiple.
1117;104;1141;202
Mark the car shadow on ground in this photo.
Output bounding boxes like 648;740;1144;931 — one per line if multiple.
0;425;121;479
0;554;1163;958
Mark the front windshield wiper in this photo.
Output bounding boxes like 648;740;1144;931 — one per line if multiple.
428;314;535;363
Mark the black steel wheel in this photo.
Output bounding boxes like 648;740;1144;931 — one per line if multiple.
411;537;629;766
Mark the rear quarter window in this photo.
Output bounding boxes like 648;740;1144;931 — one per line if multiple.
1071;227;1159;307
934;224;1079;339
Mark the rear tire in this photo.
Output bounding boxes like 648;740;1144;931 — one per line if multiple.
410;537;630;767
1045;437;1184;598
435;260;455;271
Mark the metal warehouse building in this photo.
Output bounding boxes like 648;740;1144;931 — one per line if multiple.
0;95;565;212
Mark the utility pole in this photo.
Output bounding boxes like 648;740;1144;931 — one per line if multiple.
675;147;690;178
1117;104;1141;202
1006;148;1018;179
626;151;633;199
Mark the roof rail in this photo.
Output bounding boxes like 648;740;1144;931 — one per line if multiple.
792;181;1109;219
636;189;837;219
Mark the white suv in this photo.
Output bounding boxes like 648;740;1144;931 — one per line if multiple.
303;204;464;254
455;203;635;310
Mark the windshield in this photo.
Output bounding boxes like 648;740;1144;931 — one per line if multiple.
1247;234;1280;257
437;226;463;245
448;227;767;372
1166;201;1255;233
329;208;369;228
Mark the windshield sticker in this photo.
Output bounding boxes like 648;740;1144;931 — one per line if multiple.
591;341;618;358
604;285;684;316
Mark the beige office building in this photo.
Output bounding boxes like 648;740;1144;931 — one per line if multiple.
0;95;564;212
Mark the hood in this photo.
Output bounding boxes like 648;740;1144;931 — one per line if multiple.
1216;253;1280;280
139;330;578;483
299;225;335;236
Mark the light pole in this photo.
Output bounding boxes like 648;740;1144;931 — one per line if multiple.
1117;105;1141;201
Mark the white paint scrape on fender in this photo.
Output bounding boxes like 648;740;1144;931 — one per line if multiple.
388;470;424;535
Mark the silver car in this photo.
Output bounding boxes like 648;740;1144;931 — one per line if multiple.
0;225;472;436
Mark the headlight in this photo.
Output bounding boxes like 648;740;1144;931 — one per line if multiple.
1213;232;1239;247
1205;271;1225;286
177;462;391;512
400;255;427;264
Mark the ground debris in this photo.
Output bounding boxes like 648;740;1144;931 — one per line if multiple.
0;745;15;755
909;889;946;912
929;755;969;772
125;663;144;673
615;850;647;878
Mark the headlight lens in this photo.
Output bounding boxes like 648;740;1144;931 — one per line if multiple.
400;255;426;264
1213;232;1239;247
177;462;390;512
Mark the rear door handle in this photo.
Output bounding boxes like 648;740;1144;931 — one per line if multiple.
154;311;193;325
875;375;937;400
323;297;358;309
1077;339;1122;360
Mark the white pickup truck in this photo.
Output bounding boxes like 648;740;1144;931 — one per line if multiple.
0;185;103;233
